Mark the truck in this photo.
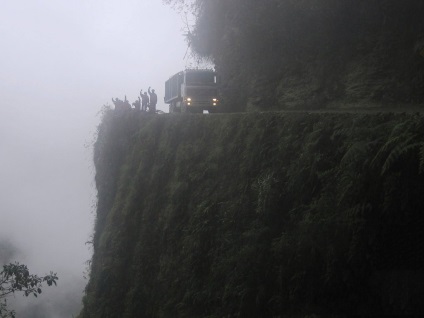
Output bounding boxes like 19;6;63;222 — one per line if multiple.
164;69;220;113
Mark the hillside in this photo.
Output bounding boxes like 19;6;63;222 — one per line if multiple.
169;0;424;111
79;110;424;317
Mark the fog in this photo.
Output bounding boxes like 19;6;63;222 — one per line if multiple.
0;1;190;316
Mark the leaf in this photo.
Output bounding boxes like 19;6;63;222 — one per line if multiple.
381;142;423;175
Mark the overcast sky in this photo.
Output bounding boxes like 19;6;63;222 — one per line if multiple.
0;0;191;316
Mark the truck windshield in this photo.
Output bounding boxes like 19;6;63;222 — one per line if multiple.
185;72;216;85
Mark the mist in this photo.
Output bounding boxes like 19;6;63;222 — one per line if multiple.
0;0;189;316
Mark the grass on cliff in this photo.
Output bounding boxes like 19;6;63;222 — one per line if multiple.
80;110;424;317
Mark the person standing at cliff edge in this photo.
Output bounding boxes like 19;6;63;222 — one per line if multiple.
132;96;141;111
123;96;131;110
148;87;157;113
140;89;149;112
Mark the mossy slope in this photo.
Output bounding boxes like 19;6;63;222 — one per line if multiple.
80;111;424;317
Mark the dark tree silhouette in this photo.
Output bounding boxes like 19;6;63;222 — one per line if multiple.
0;263;58;318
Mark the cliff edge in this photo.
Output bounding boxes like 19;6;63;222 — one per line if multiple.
80;110;424;317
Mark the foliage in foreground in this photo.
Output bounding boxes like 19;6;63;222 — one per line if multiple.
80;110;424;317
0;263;58;318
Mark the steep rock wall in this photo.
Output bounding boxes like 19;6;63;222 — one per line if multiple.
80;110;424;317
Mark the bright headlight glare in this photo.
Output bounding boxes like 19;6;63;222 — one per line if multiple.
187;98;192;101
212;98;217;102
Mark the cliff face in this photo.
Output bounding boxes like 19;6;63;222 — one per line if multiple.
80;110;424;317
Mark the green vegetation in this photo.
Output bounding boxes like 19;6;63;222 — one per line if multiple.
0;263;58;318
166;0;424;111
79;3;424;316
80;110;424;317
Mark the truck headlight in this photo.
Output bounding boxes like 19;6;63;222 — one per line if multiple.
212;98;218;102
187;98;192;102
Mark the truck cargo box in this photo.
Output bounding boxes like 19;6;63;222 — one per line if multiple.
164;72;183;103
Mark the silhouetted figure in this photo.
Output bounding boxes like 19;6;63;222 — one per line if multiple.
148;87;157;113
140;90;149;112
112;97;124;111
132;97;141;111
123;95;131;110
